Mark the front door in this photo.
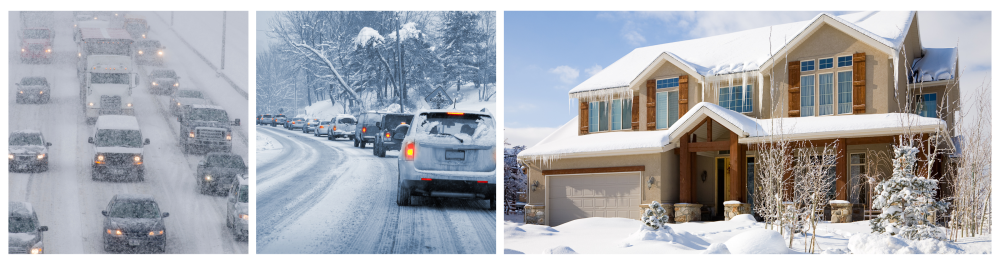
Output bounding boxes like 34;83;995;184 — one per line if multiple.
715;157;730;220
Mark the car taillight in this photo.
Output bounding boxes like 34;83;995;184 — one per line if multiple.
362;127;367;133
421;178;432;181
319;126;324;129
405;142;416;161
447;112;464;115
385;132;391;138
189;131;195;138
333;126;336;131
477;181;488;183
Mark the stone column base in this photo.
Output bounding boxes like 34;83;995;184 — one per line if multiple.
674;204;702;223
830;202;852;223
524;205;545;225
723;202;751;221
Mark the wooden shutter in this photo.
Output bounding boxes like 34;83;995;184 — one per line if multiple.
646;80;656;130
788;61;801;117
579;101;589;135
853;52;867;114
631;95;640;129
678;75;689;117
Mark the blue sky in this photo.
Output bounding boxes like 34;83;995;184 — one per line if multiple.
504;11;991;148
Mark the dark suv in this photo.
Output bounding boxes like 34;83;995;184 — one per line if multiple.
373;113;415;157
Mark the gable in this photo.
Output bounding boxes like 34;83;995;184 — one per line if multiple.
787;24;886;62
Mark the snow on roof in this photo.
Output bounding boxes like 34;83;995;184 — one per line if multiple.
911;47;958;83
96;115;140;130
517;116;672;162
114;194;155;201
79;27;132;40
11;129;41;135
569;11;914;95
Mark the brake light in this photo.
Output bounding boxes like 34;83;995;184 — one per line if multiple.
333;126;336;131
447;112;464;115
319;126;324;129
385;132;391;138
405;142;416;161
421;178;432;181
477;181;488;183
362;127;367;133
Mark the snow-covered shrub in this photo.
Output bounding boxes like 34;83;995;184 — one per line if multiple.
641;201;669;230
847;233;962;254
503;145;527;215
870;145;949;240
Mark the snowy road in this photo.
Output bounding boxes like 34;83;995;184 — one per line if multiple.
255;126;496;254
7;12;248;254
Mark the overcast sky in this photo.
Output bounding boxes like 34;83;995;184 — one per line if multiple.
256;11;279;53
504;11;991;148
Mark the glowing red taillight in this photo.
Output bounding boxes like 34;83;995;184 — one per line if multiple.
447;112;464;115
405;142;416;161
421;178;432;181
385;132;391;138
362;127;367;133
477;181;488;183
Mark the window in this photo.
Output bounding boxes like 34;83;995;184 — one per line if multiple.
849;153;866;204
657;78;679;89
599;101;609;131
656;91;679;129
818;73;834;115
719;85;754;113
622;99;632;130
819;58;834;69
800;60;815;72
668;91;679;127
800;75;815;117
588;99;632;132
918;93;938;118
589;102;599;133
837;71;853;114
838;56;853;67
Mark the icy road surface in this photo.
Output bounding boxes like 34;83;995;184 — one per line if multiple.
7;11;248;254
255;126;497;254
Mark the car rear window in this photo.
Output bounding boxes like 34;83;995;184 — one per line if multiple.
176;90;204;99
413;113;494;145
337;117;356;124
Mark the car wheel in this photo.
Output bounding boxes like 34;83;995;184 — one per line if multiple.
360;140;366;149
489;197;496;210
328;134;333;141
354;139;359;147
396;181;411;206
137;169;145;182
226;214;233;228
104;242;113;253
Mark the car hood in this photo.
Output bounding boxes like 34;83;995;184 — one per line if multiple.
152;78;176;83
18;85;49;90
8;232;39;248
94;146;143;155
9;145;45;155
178;98;207;105
107;217;162;231
22;39;50;45
190;120;230;130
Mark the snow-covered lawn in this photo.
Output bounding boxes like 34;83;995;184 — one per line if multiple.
504;215;991;254
256;132;283;164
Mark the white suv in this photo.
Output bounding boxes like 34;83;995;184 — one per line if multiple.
89;115;150;181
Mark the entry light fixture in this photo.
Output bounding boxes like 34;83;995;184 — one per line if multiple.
531;180;540;191
701;170;708;183
647;176;655;188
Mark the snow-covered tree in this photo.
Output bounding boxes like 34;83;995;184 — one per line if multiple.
641;201;669;230
504;142;527;215
870;145;949;240
792;143;839;253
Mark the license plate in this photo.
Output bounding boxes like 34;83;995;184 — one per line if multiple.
110;168;125;175
18;164;28;169
445;150;465;160
129;239;141;246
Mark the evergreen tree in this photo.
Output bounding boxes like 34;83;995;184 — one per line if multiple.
870;145;949;240
641;201;669;230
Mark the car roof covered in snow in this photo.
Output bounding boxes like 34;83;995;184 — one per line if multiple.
417;109;492;117
189;104;226;110
205;152;242;159
335;114;357;119
236;175;249;185
911;47;958;83
10;129;42;135
79;27;132;40
95;115;140;130
113;194;156;202
9;201;35;217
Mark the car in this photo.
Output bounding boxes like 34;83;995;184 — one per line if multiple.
134;39;164;65
196;152;247;194
9;130;51;172
286;117;306;130
327;114;357;141
258;114;272;126
354;111;388;148
313;120;332;137
372;113;415;157
169;89;208;116
101;194;168;253
272;114;287;127
123;14;149;40
89;115;150;181
8;202;49;254
225;176;249;240
396;109;497;210
14;77;51;104
147;69;179;95
301;118;321;133
18;28;54;64
178;105;239;154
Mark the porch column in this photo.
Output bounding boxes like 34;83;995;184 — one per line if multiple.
836;138;847;200
729;131;745;202
680;132;691;203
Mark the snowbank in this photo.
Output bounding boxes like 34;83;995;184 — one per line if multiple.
702;243;731;254
727;214;758;226
256;132;282;164
847;233;964;254
542;246;577;254
623;225;705;248
911;47;958;82
301;99;344;120
723;229;791;254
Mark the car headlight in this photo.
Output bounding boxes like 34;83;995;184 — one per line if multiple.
138;50;143;55
204;175;212;181
239;214;248;220
226;134;232;141
189;131;195;138
20;91;24;94
37;153;46;160
106;229;123;236
174;83;178;87
148;230;163;236
30;247;42;254
158;51;163;56
9;154;14;160
177;102;181;106
126;103;132;107
142;34;146;38
21;48;25;52
95;154;105;164
89;102;94;106
133;155;142;164
40;91;45;94
46;49;51;53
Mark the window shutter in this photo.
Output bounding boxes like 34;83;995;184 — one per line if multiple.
631;95;640;129
853;52;866;114
678;75;689;117
646;79;656;130
579;100;589;135
788;61;801;117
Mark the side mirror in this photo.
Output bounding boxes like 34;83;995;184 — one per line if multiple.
46;142;52;147
88;137;94;144
144;138;150;145
375;122;381;129
101;210;108;216
161;212;169;218
234;119;240;126
38;226;48;232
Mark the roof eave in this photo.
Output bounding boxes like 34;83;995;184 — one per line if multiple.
758;13;902;74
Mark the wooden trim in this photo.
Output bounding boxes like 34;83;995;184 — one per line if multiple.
788;61;801;117
846;136;895;145
690;141;730;152
836;138;847;200
679;75;689;117
542;166;645;175
706;119;713;142
646;80;656;131
579;101;589;135
853;53;866;114
631;95;640;129
679;132;692;203
729;131;746;202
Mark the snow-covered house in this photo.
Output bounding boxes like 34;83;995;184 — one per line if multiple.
517;11;959;226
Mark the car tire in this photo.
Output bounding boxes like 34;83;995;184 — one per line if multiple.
137;169;145;182
359;141;366;149
396;181;411;206
226;214;233;228
104;242;113;253
328;134;333;141
489;198;496;210
354;139;359;147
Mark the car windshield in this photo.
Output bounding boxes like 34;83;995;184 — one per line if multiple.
149;70;175;78
176;90;203;99
90;73;130;85
95;129;142;148
22;29;50;39
8;217;36;233
292;118;304;122
337;117;356;124
136;40;159;48
416;113;494;145
238;185;248;203
206;155;245;169
108;200;160;219
20;77;48;86
276;115;286;118
262;115;272;118
9;133;42;146
188;108;229;123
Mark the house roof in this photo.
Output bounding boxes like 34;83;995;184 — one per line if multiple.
911;47;958;83
518;102;946;162
569;11;916;96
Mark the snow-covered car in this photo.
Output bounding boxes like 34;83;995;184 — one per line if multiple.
196;152;247;195
8;201;49;254
134;39;164;65
147;69;179;95
169;89;208;116
123;14;149;40
18;28;54;64
301;118;321;133
313;120;332;137
15;76;51;104
225;176;249;240
9;130;51;172
101;194;168;253
89;115;150;181
396;109;497;209
373;113;414;157
354;111;388;148
258;114;272;125
286;117;306;130
272;114;287;127
178;105;239;154
327;114;357;141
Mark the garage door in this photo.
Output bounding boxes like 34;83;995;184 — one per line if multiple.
549;172;641;226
